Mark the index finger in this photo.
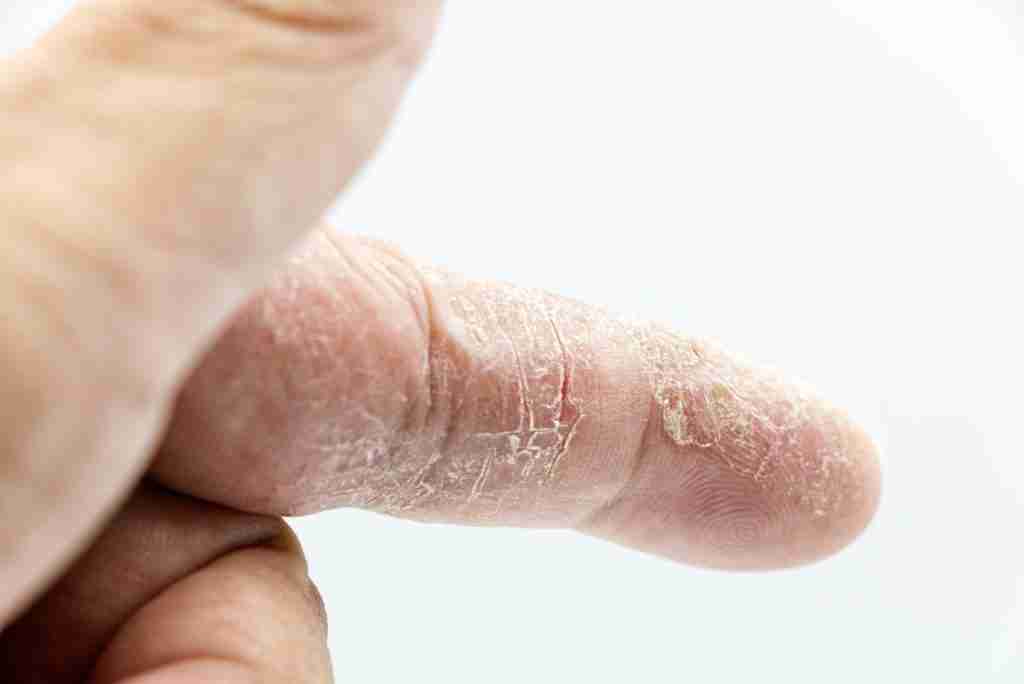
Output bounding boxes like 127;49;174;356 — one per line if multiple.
157;231;882;570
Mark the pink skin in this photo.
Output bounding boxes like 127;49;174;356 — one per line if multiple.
156;230;881;571
0;2;878;681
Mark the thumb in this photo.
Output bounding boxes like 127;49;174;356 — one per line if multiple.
7;0;441;369
0;0;439;624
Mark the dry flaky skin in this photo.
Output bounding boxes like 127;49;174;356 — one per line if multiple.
273;266;601;525
632;326;862;522
158;233;880;569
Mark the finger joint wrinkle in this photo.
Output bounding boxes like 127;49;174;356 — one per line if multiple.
386;283;589;519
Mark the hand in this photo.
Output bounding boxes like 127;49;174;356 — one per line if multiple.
0;2;881;682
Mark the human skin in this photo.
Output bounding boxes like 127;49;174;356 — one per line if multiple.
0;2;880;682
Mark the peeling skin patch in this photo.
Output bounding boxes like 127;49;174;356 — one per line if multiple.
282;278;861;527
282;269;593;524
401;278;588;516
629;324;861;522
218;238;865;534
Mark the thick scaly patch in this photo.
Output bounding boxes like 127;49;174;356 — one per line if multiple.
629;323;859;520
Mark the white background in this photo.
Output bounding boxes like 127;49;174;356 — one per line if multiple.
3;1;1023;681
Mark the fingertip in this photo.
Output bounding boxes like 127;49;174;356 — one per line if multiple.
583;416;881;572
764;406;883;569
582;334;884;571
796;416;882;565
